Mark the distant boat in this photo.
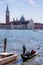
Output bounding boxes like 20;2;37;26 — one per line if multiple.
11;23;14;29
0;52;17;65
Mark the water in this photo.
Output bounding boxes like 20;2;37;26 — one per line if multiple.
0;30;43;65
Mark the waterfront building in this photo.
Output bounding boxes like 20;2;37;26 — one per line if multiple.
0;5;34;29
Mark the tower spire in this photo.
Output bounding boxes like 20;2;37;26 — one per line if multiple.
6;5;10;24
6;5;9;14
7;5;8;11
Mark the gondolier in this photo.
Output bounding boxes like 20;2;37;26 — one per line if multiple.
23;44;26;55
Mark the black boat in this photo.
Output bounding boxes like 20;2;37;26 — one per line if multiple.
21;45;39;62
21;52;37;62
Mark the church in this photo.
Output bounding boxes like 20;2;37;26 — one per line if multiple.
0;5;34;29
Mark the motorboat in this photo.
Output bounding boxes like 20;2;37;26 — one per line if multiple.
0;52;17;64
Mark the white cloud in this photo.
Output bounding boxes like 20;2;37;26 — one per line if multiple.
28;0;35;4
26;0;40;7
0;0;40;7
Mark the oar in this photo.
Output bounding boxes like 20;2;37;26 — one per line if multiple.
36;46;40;54
37;46;40;50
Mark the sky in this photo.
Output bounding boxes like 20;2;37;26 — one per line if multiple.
0;0;43;23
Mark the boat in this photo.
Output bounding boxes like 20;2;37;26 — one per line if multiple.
21;51;38;62
21;44;40;62
0;38;18;64
0;52;17;65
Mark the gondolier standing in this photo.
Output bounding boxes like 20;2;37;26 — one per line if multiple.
23;44;26;55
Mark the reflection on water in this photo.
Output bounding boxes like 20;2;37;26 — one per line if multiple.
0;30;43;65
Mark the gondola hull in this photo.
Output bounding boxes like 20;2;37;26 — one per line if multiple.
21;52;37;62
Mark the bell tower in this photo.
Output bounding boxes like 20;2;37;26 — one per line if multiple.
6;5;9;24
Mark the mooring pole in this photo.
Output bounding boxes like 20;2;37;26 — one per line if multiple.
4;38;7;52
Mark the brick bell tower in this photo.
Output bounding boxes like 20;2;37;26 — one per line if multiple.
6;5;9;24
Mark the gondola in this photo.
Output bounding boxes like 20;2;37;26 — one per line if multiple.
21;52;38;62
21;45;40;62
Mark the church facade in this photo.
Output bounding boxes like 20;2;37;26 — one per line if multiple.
0;5;34;29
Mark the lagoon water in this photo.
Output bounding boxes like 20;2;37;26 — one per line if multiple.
0;30;43;65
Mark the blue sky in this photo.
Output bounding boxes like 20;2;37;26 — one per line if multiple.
0;0;43;23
